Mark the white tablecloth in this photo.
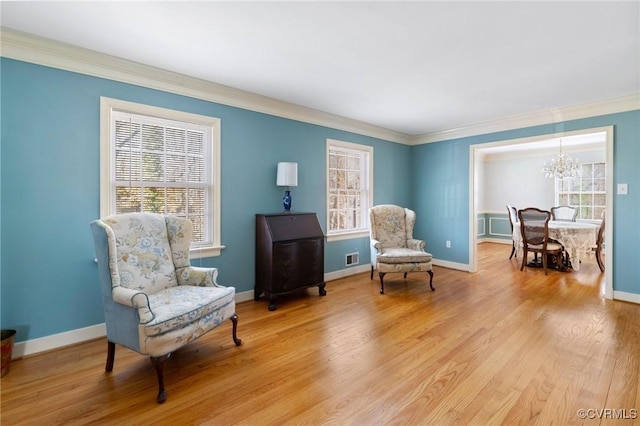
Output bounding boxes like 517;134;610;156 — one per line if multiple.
513;221;599;271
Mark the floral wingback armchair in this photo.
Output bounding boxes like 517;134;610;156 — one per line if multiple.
369;205;434;294
90;212;241;403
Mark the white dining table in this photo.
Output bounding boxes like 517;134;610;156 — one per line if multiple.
513;220;600;271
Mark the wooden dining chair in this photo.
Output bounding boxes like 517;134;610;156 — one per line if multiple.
593;209;605;272
506;205;518;259
518;207;564;275
551;205;578;222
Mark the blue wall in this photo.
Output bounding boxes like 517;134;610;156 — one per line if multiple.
0;58;412;342
411;113;640;294
1;57;639;345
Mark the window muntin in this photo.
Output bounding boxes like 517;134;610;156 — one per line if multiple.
101;98;222;258
326;139;373;240
557;162;606;220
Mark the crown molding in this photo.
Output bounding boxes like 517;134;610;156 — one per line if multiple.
0;28;411;144
409;94;640;145
2;28;638;147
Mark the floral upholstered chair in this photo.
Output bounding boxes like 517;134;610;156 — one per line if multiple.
369;205;434;294
90;213;241;403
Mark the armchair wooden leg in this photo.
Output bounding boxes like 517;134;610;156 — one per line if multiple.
509;243;516;259
150;354;171;404
428;270;435;291
105;341;115;372
230;314;242;346
403;272;408;279
370;266;374;280
520;249;527;271
378;272;386;294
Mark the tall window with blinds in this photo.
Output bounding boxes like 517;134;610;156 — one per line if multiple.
101;98;222;257
326;139;373;240
556;162;606;220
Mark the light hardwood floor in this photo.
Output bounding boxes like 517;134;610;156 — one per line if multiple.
2;243;638;425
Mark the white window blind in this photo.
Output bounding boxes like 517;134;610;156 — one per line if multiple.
111;111;213;245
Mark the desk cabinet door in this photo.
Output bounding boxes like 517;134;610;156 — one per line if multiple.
273;239;323;291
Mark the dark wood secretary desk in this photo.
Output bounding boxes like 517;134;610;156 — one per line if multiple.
255;212;326;311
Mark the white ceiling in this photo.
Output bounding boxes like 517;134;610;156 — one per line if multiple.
1;1;639;136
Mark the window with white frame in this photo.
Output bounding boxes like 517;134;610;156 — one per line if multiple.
326;139;373;241
100;97;222;258
556;162;606;220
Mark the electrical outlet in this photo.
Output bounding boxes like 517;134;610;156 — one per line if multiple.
446;240;451;248
346;252;359;266
617;183;628;195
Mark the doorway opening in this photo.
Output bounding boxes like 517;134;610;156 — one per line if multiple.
469;126;613;298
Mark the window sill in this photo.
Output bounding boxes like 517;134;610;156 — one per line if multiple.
190;244;225;259
326;229;369;242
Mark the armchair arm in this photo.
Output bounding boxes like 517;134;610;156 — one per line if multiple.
407;239;426;250
370;238;382;267
176;266;221;288
111;286;154;324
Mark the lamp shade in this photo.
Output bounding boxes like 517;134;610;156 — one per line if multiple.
276;162;298;187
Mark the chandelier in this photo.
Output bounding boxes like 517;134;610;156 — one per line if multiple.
542;139;581;179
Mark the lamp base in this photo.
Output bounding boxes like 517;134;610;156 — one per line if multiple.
283;190;292;212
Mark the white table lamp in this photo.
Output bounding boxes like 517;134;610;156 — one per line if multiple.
276;162;298;212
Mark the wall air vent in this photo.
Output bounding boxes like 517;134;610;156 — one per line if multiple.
346;252;359;266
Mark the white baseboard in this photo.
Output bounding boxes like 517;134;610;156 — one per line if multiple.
478;238;511;245
235;289;255;304
432;258;471;272
325;264;370;281
13;323;106;359
613;291;640;304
